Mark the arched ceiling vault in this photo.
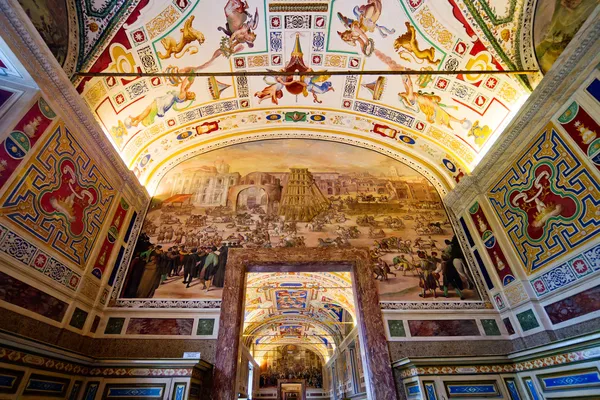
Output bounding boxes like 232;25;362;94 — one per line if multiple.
65;0;538;196
244;272;354;358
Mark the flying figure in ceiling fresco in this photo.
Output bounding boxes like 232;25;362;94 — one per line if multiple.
158;0;260;76
337;0;395;56
218;0;259;56
255;74;335;104
255;34;335;104
375;50;472;131
124;67;197;129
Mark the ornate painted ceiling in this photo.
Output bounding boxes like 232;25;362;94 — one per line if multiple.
16;0;564;196
244;272;355;359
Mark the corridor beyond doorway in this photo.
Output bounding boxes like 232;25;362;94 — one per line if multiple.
213;248;398;400
237;271;364;399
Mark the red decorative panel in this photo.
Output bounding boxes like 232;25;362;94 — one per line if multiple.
92;198;130;279
0;97;56;189
468;202;516;286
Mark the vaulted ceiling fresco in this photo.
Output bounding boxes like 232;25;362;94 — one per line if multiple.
244;272;355;360
19;1;597;194
19;0;566;195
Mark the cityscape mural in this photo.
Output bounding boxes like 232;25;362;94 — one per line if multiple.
120;139;480;303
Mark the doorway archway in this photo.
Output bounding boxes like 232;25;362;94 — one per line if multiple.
212;248;398;400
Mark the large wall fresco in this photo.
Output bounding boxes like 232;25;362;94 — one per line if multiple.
533;0;597;74
0;121;117;269
120;139;480;303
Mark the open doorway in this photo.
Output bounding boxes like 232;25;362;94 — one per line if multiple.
212;248;398;400
244;271;354;399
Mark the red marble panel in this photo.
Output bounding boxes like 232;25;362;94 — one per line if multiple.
0;271;67;322
126;318;194;335
408;319;480;337
544;285;600;324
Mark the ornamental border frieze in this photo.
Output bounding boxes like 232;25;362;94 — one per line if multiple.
397;346;600;378
0;344;195;378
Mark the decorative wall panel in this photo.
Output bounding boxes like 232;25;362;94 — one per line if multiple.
0;271;67;321
91;198;129;279
104;317;125;334
0;124;116;267
538;368;600;391
530;242;600;297
468;202;515;285
516;309;539;332
69;307;89;330
0;97;56;189
544;285;600;325
23;373;70;397
387;320;406;337
488;126;600;274
103;384;165;399
443;381;500;398
504;378;521;400
0;367;24;394
558;102;600;172
0;223;81;291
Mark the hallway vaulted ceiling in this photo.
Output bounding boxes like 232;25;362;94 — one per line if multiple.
17;0;550;195
244;272;355;359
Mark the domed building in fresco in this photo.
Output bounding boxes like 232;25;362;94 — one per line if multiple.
0;0;599;399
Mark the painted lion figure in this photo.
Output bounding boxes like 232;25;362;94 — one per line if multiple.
158;16;205;60
393;22;439;65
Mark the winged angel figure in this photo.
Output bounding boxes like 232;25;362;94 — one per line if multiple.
254;73;334;104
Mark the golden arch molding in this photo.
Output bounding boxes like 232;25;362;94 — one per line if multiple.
142;129;459;198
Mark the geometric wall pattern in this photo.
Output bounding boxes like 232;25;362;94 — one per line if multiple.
530;242;600;297
0;223;81;291
488;125;600;274
0;124;116;268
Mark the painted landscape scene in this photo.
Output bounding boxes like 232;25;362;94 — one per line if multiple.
121;139;479;302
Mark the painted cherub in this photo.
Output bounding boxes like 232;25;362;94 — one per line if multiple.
125;66;197;128
337;0;395;56
301;74;335;103
375;50;471;131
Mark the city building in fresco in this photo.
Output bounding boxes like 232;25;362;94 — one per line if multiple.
0;1;599;399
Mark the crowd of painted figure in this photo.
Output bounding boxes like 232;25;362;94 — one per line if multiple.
121;233;238;298
260;366;323;388
372;236;475;299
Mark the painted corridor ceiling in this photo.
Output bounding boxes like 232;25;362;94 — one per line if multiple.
17;0;558;195
244;272;355;359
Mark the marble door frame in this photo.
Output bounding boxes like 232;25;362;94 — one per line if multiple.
212;247;398;400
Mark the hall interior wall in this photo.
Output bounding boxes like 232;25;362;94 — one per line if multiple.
0;2;599;400
443;10;600;349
